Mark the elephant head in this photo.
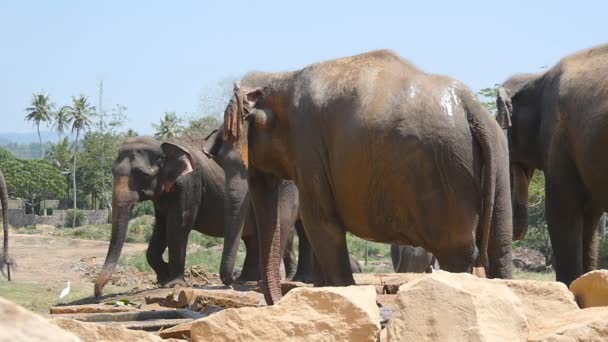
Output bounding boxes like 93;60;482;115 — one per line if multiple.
94;137;164;297
496;73;543;240
223;76;295;304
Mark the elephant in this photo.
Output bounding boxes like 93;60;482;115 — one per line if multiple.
391;245;437;273
222;49;513;304
0;168;12;280
94;136;300;296
496;44;608;285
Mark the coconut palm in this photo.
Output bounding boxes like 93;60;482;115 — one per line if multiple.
152;111;183;140
25;93;54;158
53;106;72;140
63;95;94;227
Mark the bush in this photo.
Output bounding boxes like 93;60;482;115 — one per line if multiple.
65;209;86;228
126;215;154;243
130;201;154;218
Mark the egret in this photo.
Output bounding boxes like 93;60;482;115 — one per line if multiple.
59;281;71;299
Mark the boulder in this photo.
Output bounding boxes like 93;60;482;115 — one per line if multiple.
190;285;380;342
158;321;192;340
50;318;181;342
176;288;263;310
0;296;81;342
386;271;528;342
569;270;608;308
529;307;608;341
50;304;140;315
490;278;578;330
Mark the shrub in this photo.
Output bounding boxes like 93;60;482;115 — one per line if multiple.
130;201;154;218
126;215;154;243
65;209;86;228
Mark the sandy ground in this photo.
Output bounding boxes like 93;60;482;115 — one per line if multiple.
0;233;148;313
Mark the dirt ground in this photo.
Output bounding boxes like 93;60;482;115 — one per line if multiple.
0;233;150;313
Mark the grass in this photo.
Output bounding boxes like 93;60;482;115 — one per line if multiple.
0;280;128;314
50;215;154;243
513;269;556;282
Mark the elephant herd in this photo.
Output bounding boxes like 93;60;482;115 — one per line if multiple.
1;45;607;306
78;44;608;302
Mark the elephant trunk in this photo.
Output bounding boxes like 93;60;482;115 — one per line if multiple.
94;176;138;297
219;185;249;285
0;169;11;280
511;164;531;240
249;169;282;305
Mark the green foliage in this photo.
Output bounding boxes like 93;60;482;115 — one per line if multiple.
65;209;86;228
130;201;154;218
126;215;154;243
25;93;54;158
44;138;72;170
152;112;183;140
477;85;499;115
183;116;220;139
1;148;66;209
346;233;391;261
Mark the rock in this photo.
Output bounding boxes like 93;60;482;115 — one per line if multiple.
529;307;608;341
353;273;425;294
176;288;263;311
386;271;528;342
0;296;81;341
280;280;311;295
50;304;139;315
569;270;608;308
191;285;380;342
490;278;578;330
50;318;182;342
159;322;192;340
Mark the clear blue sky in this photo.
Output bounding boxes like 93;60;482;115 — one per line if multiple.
1;1;605;135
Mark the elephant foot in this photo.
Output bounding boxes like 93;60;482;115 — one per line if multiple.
292;273;315;284
162;277;187;288
236;270;259;283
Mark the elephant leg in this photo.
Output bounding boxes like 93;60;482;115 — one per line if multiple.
486;156;514;279
435;241;476;274
238;234;260;282
282;228;297;280
582;208;602;273
165;202;192;288
293;220;315;283
297;183;354;287
146;222;170;284
546;150;585;285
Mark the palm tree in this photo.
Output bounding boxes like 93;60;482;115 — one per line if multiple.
25;93;54;158
53;106;72;140
152;111;183;140
63;95;94;227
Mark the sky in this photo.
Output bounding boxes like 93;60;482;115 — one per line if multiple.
0;1;606;136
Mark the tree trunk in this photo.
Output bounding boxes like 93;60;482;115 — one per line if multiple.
72;130;79;228
37;124;43;159
0;168;11;280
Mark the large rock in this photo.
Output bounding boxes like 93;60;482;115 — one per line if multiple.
490;278;578;330
50;318;181;342
0;296;81;342
175;288;263;310
190;285;380;342
386;271;528;342
569;270;608;308
354;273;426;294
529;307;608;341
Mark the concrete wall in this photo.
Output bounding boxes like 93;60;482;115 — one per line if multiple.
2;209;109;227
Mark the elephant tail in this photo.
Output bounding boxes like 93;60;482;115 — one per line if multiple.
462;91;497;269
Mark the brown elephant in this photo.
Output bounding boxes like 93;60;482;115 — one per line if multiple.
0;168;12;280
222;50;513;304
496;44;608;285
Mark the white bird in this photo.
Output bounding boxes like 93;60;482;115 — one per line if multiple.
59;281;71;299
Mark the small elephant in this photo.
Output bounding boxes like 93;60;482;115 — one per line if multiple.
222;50;513;303
94;136;299;296
391;244;438;273
496;44;608;286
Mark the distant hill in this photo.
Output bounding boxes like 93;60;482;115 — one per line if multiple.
0;131;68;145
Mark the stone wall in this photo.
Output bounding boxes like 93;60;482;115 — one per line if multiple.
2;209;109;227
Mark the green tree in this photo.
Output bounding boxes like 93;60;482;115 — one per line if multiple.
477;85;499;115
52;106;72;140
63;95;94;226
45;137;72;170
183;116;220;139
1;148;66;212
152;111;183;140
25;93;54;158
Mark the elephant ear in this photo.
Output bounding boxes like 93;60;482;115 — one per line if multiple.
223;82;263;168
160;141;196;192
496;86;513;129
